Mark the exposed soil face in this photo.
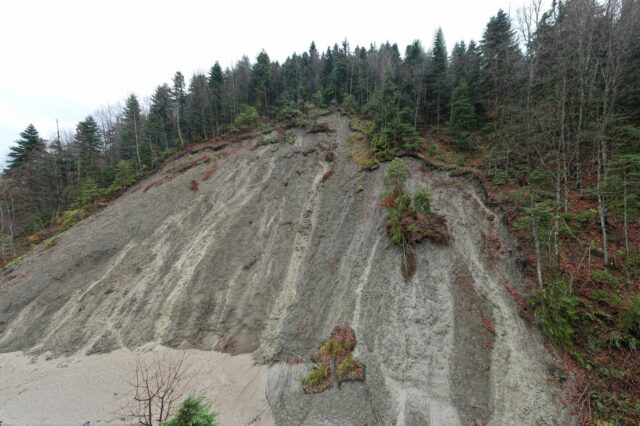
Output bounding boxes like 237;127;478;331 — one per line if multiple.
0;113;573;424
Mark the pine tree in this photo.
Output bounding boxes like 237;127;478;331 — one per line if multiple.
429;28;449;128
120;94;144;169
480;9;520;123
146;84;174;150
448;80;475;133
173;71;186;145
6;124;46;170
252;51;273;115
75;115;102;181
208;62;224;135
187;73;211;141
448;80;477;151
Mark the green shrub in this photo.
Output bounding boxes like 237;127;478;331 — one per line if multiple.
111;160;137;189
231;106;259;132
361;159;379;171
620;294;640;348
413;189;431;215
384;158;409;190
76;178;99;207
592;270;618;287
530;279;579;348
161;395;217;426
453;131;477;152
60;207;88;230
276;102;302;121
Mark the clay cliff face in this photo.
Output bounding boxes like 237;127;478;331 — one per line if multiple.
0;113;573;425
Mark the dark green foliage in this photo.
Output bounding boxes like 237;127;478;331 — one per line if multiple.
448;79;477;151
383;158;409;191
146;84;175;150
76;178;98;207
120;94;145;169
111;160;137;189
619;294;640;349
231;106;259;132
428;28;449;127
591;270;618;287
161;395;217;426
253;51;273;115
6;124;45;170
75;116;102;181
413;189;431;215
530;279;578;348
368;70;420;157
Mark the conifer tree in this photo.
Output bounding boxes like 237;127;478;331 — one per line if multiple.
208;62;224;135
75;115;102;181
252;51;273;115
448;79;477;151
6;124;45;170
173;71;186;145
120;94;144;169
429;28;449;128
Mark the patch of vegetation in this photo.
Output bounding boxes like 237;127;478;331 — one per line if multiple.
260;129;295;146
230;106;259;132
1;256;21;272
302;363;331;393
302;327;365;394
43;236;56;249
58;207;92;230
161;395;217;426
383;158;450;280
591;269;619;287
529;279;578;348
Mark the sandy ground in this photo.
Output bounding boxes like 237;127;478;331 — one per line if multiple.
0;346;273;425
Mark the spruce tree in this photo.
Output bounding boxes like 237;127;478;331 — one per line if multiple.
120;94;144;169
208;62;224;135
6;124;45;170
448;79;477;151
75;115;102;181
480;9;520;122
146;84;174;150
252;51;273;115
429;28;449;128
173;71;186;145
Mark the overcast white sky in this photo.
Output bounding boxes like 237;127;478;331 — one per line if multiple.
0;0;537;166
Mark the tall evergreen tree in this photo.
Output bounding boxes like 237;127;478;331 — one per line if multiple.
172;71;186;145
75;116;102;181
252;51;273;115
480;9;520;124
120;94;144;169
208;62;224;135
146;84;174;150
6;124;46;170
429;28;449;128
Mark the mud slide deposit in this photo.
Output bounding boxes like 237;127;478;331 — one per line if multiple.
0;113;574;425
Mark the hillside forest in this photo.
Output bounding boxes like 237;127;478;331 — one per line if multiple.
1;0;640;424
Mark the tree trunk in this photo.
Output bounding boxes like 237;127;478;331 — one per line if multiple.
531;193;544;290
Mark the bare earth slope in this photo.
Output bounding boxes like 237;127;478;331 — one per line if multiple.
0;113;574;425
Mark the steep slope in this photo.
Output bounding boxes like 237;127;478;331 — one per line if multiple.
0;113;573;424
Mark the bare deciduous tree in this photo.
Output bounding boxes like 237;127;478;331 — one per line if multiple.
123;352;192;426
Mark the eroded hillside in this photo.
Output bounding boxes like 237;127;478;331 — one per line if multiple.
0;113;574;425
